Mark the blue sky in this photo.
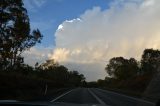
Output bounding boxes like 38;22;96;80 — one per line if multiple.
23;0;112;47
23;0;160;81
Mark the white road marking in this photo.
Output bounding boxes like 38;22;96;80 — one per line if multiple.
44;84;48;95
0;100;19;102
88;88;109;106
96;88;155;106
50;89;74;102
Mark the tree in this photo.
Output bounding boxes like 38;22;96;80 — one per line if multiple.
105;57;139;80
0;0;43;70
39;59;59;70
68;71;85;87
141;49;160;75
38;59;86;87
97;79;106;87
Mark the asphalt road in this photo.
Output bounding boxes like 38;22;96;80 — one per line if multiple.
50;88;155;106
0;88;156;106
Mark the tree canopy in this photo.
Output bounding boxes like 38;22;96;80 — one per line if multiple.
141;49;160;75
105;49;160;80
105;57;139;80
38;59;86;87
0;0;43;70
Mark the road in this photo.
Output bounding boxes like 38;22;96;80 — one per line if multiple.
50;88;155;106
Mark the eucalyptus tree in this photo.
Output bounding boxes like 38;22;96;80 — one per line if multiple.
0;0;43;70
105;57;139;80
141;49;160;75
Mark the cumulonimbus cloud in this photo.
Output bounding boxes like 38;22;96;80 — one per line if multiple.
50;0;160;81
23;0;160;81
22;47;53;66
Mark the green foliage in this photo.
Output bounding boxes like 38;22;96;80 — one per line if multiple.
38;59;86;87
0;0;43;70
141;48;160;75
99;48;160;97
105;57;139;80
0;59;86;99
68;71;85;87
105;49;160;81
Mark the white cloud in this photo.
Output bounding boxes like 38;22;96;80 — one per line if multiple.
50;0;160;81
57;24;63;30
22;47;52;66
50;48;70;62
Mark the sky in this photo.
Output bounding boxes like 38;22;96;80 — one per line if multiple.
23;0;160;81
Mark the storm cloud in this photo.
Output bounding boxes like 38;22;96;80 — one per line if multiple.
50;0;160;81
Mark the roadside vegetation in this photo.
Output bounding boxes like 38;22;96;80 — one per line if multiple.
0;0;160;101
0;0;85;100
0;60;85;100
89;48;160;98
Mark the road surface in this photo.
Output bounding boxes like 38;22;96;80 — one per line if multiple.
50;88;155;106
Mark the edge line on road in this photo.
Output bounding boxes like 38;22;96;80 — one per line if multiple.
50;89;74;102
96;88;155;105
88;88;109;106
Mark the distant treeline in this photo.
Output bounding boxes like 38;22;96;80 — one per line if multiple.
0;59;86;89
0;59;86;100
87;48;160;97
